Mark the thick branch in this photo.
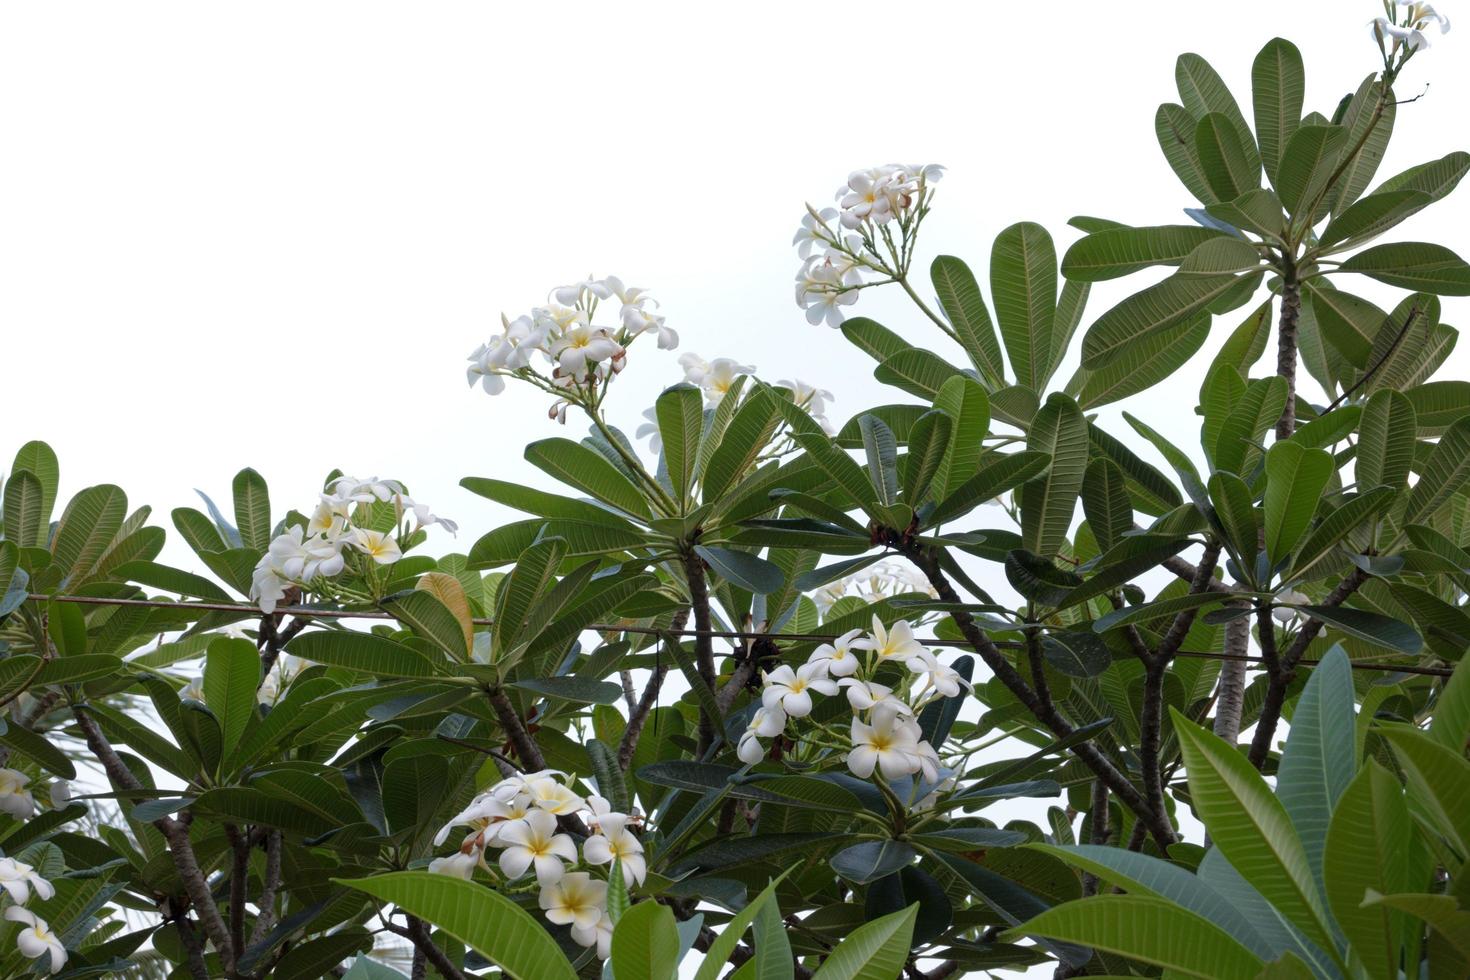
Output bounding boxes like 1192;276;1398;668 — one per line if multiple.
72;705;236;972
1138;659;1175;845
400;917;469;980
897;540;1174;847
1213;613;1250;745
248;831;282;947
1275;275;1302;440
1158;542;1222;662
1082;780;1110;898
225;825;249;955
618;663;669;770
682;550;720;754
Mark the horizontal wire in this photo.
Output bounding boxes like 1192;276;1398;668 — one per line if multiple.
25;592;1453;677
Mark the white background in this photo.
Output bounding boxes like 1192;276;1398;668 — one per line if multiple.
1;0;1466;973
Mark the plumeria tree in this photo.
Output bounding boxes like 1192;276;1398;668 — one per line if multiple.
0;3;1468;978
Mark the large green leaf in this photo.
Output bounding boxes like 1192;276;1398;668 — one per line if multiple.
1020;393;1088;558
931;255;1005;388
1356;389;1416;491
830;840;917;885
695;546;783;595
287;630;445;678
524;438;651;519
1251;37;1304;181
203;637;260;755
655;383;704;503
1275;646;1355;893
2;471;45;550
1338;242;1470;295
1207;471;1259;576
10;441;59;534
1319;189;1432;251
1067;312;1209;409
930;375;990;501
1008;895;1264;979
1156;102;1218;203
50;484;127;581
1323;761;1418;980
872;348;967;401
692;873;791;980
1081;266;1245;367
611;899;679;980
493;537;565;653
1171;711;1338;955
902;411;952;504
1324;76;1395;217
1377;726;1470;858
1275;124;1347;222
1286;487;1394;581
1293;605;1421;656
1405;415;1470;524
1176;52;1259;177
1305;285;1386;367
928;450;1051;528
232;468;272;553
461;477;633;525
991;221;1057;390
702;388;782;503
1196;112;1259;201
858;414;899;506
1081;457;1133;554
810;904;917;980
337;872;577;980
1060;225;1224;282
1262;441;1332;566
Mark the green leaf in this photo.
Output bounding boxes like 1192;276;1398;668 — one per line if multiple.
524;438;651;519
1176;52;1259;178
1276;646;1355;894
0;723;76;779
273;930;374;980
1195;112;1258;201
10;442;59;534
928;451;1051;528
1377;726;1470;857
1041;631;1112;678
1207;472;1259;575
1430;656;1470;753
752;890;793;980
839;316;910;364
1287;487;1394;580
1252;37;1304;181
1324;76;1395;216
461;476;634;525
203;637;260;754
1207;189;1288;242
1324;761;1417;980
1170;710;1339;954
1406;415;1470;524
1156;102;1218;203
611;900;680;980
1004;551;1082;607
930;375;991;502
1021;393;1088;558
287;630;444;678
1061;225;1224;282
702;388;782;503
810;904;917;980
382;589;472;661
695;546;783;595
858;414;899;506
902;412;952;504
692;873;792;980
1094;591;1232;633
1082;268;1243;367
2;471;45;549
991;221;1057;390
656;383;705;502
1007;895;1264;980
1275;124;1347;222
1338;242;1470;295
1293;606;1420;655
872;348;967;401
50;484;127;581
1262;441;1332;565
336;871;577;980
1356;390;1416;490
1305;285;1386;367
830;840;916;885
494;537;565;653
1081;458;1133;554
931;255;1005;387
510;676;623;705
1320;189;1432;250
1068;311;1210;410
231;468;272;553
1361;892;1470;961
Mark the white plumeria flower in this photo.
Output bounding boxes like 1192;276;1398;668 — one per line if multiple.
699;358;756;406
792;206;839;258
307;498;349;537
350;528;402;565
1273;589;1310;626
250;564;288;614
5;907;66;974
737;729;767;765
427;850;479;880
551;277;613;306
838;678;913;715
433;793;531;848
0;858;54;904
911;739;943;786
635;407;663;452
737;704;787;764
522;775;585;815
838;167;898;228
678;352;711;385
807;628;864;678
908;651;969;698
550;323;621;379
582;822;647;886
48;781;71;809
571;912;614;959
760;663;838;718
1374;2;1450;50
0;768;35;820
497;809;578;886
180;676;205;702
466;341;508;394
328;476;407;505
848;705;922;780
854;615;926;666
539;872;608;931
796;258;859;328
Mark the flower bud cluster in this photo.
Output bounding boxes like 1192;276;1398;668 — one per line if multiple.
1372;2;1450;54
467;276;676;422
249;476;455;614
429;769;646;959
794;164;944;327
738;616;968;789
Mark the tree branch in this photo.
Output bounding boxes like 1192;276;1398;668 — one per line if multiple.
1212;612;1251;746
72;705;237;973
1275;274;1302;440
248;831;282;947
392;917;468;980
682;550;721;754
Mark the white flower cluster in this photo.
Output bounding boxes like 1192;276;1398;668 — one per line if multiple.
428;769;645;960
677;353;755;407
249;476;455;614
793;164;944;327
467;277;676;422
0;769;35;821
811;561;938;617
738;616;967;789
0;855;62;973
1372;2;1450;52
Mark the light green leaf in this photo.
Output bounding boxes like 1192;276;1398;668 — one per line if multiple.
2;472;45;550
1196;112;1259;201
1287;487;1394;581
692;873;792;980
1338;242;1470;295
1008;894;1264;980
611;900;680;980
931;255;1005;388
656;383;705;503
1405;415;1470;525
858;414;899;506
1361;892;1470;961
1377;726;1470;858
695;546;783;595
1305;285;1386;367
1060;225;1224;282
1252;37;1304;181
1082;269;1243;367
287;630;444;678
1262;441;1332;565
1356;390;1416;490
810;904;917;980
1081;457;1133;553
510;676;623;705
1021;393;1088;558
930;375;991;501
383;588;472;661
1068;311;1210;409
232;468;272;553
336;872;577;980
872;348;967;401
1276;646;1355;893
991;221;1057;390
203;637;260;755
1176;52;1260;178
524;438;651;519
902;411;952;505
50;484;127;581
1207;472;1259;576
